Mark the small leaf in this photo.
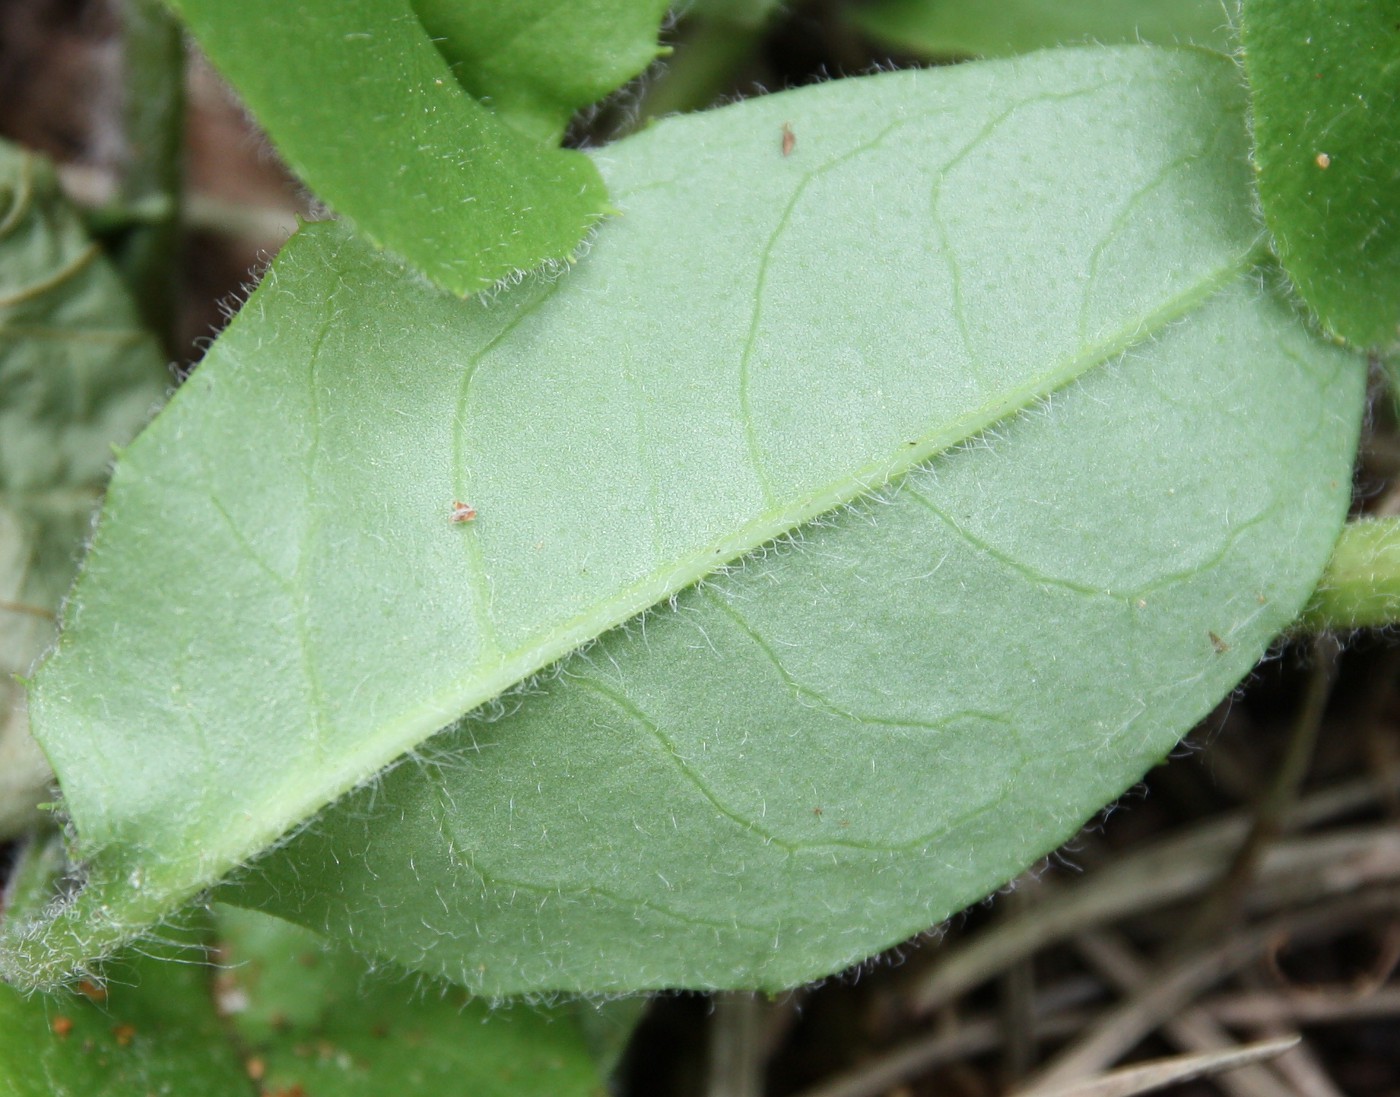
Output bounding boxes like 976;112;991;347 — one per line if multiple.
411;0;671;144
0;140;169;838
0;49;1364;990
213;906;607;1097
166;0;610;295
1243;0;1400;349
0;926;248;1097
850;0;1239;57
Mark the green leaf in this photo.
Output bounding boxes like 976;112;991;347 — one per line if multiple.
1242;0;1400;349
684;0;785;30
213;906;607;1097
411;0;671;145
850;0;1239;57
0;48;1364;990
0;140;169;838
166;0;610;295
0;927;248;1097
228;269;1360;994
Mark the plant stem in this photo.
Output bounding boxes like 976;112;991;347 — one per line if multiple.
706;992;766;1097
117;0;184;352
633;15;769;127
1298;517;1400;630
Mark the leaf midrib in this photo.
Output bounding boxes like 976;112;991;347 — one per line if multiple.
46;239;1264;963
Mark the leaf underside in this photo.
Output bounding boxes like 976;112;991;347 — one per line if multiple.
1;48;1364;992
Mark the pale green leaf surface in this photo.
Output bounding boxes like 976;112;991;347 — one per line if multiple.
411;0;671;144
0;49;1361;989
229;270;1360;993
1243;0;1400;349
851;0;1239;58
0;929;247;1097
213;906;606;1097
0;142;169;837
166;0;608;295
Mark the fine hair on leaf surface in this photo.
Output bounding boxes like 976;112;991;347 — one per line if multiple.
0;48;1367;999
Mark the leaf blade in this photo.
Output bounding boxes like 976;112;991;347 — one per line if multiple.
229;268;1362;993
214;906;608;1097
411;0;671;144
1242;0;1400;349
2;48;1352;990
167;0;610;295
850;0;1240;58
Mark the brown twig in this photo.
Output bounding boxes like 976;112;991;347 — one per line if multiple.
907;772;1400;1013
1013;1036;1301;1097
1176;636;1340;950
1018;887;1400;1091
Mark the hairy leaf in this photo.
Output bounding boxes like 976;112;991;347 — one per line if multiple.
231;270;1359;993
0;142;168;838
851;0;1238;57
214;906;606;1097
0;928;246;1097
166;0;609;295
411;0;671;144
1243;0;1400;349
0;49;1364;990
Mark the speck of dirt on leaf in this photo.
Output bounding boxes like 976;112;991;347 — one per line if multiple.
781;122;795;156
111;1023;136;1047
51;1015;73;1038
1209;631;1230;654
1315;152;1331;169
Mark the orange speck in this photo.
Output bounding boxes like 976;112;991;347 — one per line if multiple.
781;122;796;157
51;1016;74;1038
76;979;107;1003
112;1023;137;1047
1315;152;1331;169
450;500;477;523
246;1057;266;1081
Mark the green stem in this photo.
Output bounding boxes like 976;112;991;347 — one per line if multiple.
0;831;67;924
1298;517;1400;630
117;0;185;352
633;16;769;126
